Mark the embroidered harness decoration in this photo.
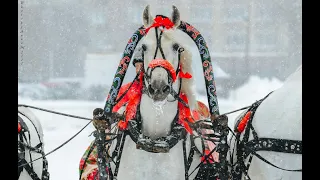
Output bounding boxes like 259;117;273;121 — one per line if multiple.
18;113;50;180
229;92;302;180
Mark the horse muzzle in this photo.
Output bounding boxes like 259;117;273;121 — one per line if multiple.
148;80;171;101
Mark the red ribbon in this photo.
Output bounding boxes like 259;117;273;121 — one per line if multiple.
237;111;252;133
145;16;175;34
178;64;192;79
178;93;195;134
113;72;144;130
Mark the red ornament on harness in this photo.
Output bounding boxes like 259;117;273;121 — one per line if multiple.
145;16;175;34
112;72;144;130
18;122;21;133
178;64;192;79
178;93;195;134
236;111;252;133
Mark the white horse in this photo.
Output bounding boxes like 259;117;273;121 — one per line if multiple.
81;5;220;180
113;5;205;180
228;65;302;180
18;106;49;180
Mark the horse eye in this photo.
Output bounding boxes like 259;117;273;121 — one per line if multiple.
172;43;179;51
142;44;147;51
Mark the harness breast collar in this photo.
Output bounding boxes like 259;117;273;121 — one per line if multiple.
108;105;205;180
18;112;50;180
230;92;302;180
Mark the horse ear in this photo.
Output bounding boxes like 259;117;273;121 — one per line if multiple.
171;5;181;28
143;5;153;27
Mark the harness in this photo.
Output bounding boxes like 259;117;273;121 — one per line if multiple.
84;15;225;180
94;106;214;180
127;103;186;153
18;112;49;180
230;92;302;180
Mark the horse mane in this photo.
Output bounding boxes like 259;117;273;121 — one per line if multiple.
179;48;197;110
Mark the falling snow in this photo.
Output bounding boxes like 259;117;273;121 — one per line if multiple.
18;0;301;179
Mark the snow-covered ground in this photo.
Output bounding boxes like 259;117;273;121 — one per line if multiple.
18;75;283;180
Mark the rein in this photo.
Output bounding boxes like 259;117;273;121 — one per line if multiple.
17;105;94;169
17;95;266;180
19;90;302;180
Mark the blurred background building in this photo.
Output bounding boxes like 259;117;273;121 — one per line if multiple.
18;0;301;101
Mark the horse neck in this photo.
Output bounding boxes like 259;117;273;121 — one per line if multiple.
139;94;178;140
251;69;302;140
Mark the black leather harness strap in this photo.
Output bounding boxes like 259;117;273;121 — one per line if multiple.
18;113;50;180
230;92;302;180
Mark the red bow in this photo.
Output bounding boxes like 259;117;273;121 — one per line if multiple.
145;16;175;34
178;64;192;79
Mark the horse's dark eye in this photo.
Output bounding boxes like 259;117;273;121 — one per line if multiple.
172;43;179;51
142;44;147;51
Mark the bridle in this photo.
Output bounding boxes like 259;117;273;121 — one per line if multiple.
229;92;302;180
141;25;185;102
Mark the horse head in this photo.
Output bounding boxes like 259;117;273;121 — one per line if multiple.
140;5;196;107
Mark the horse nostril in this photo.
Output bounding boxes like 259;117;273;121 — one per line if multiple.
148;85;155;95
162;85;170;93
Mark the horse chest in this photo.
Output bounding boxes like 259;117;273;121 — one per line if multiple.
140;94;178;138
114;136;185;180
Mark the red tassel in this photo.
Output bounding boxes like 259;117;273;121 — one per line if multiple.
237;111;252;133
179;71;192;79
115;77;143;130
18;123;21;133
178;64;192;79
112;82;132;112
